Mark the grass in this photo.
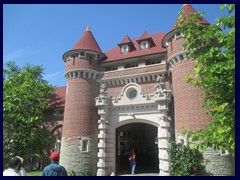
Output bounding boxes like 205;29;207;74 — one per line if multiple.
26;171;42;176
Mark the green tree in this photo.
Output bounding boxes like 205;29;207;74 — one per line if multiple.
177;4;235;155
3;61;56;165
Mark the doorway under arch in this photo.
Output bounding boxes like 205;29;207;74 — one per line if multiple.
116;123;159;175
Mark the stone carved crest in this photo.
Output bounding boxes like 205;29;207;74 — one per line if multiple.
99;83;108;98
155;75;166;94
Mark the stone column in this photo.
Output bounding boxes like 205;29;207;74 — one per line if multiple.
96;83;109;176
158;113;171;176
154;75;172;175
97;115;108;176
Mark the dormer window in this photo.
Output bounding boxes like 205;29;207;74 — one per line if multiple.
118;35;135;53
137;31;156;50
141;40;149;50
121;44;129;53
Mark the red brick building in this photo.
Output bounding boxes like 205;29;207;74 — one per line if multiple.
45;4;233;176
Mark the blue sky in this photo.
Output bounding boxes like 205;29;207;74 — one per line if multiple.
3;4;229;87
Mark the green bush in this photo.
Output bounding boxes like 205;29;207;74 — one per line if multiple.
68;170;76;176
167;141;206;176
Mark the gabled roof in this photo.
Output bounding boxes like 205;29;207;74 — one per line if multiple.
171;4;210;30
118;35;133;45
136;31;156;47
104;32;166;62
137;31;151;41
71;26;104;54
117;35;136;51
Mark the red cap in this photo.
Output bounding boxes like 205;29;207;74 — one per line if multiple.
51;152;60;160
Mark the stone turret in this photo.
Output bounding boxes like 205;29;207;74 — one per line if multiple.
162;4;234;176
162;4;212;136
60;27;106;175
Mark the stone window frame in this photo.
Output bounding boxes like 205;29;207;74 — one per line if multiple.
126;88;137;99
80;137;91;153
122;83;142;101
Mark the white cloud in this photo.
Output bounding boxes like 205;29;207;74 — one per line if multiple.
44;70;64;81
3;47;48;62
3;49;28;61
27;47;48;56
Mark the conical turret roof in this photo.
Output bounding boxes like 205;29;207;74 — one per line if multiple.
71;26;103;54
171;4;210;30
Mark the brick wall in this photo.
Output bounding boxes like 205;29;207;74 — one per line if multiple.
62;77;99;138
102;64;165;79
172;60;212;133
66;55;100;72
167;38;185;58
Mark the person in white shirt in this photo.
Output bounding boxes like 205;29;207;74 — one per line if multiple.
3;157;21;176
16;156;26;176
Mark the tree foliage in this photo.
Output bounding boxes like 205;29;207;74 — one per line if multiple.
3;61;56;164
177;4;235;155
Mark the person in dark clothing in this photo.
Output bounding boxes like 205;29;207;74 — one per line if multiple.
42;152;68;176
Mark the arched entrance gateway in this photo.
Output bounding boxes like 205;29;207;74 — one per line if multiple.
116;123;158;174
95;80;172;176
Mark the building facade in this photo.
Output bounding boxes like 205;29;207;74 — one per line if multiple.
46;4;234;176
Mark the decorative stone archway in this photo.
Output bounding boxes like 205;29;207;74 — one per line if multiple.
95;77;172;176
115;121;159;174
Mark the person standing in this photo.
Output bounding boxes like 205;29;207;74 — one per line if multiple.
16;156;26;176
3;156;21;176
128;149;136;175
42;152;68;176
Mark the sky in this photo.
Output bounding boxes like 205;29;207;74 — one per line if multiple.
3;4;229;87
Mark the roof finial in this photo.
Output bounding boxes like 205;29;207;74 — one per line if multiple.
182;4;191;8
86;26;91;32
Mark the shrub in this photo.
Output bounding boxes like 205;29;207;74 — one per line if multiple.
167;141;206;176
68;170;76;176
